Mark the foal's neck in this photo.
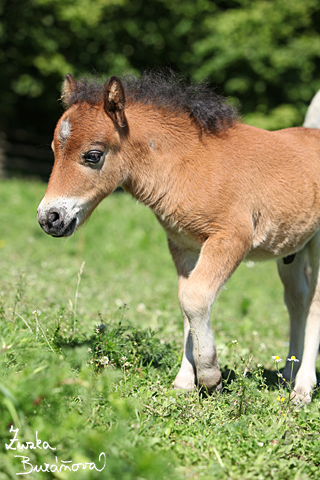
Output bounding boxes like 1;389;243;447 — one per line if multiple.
122;105;201;217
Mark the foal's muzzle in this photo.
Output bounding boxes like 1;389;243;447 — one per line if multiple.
37;206;78;237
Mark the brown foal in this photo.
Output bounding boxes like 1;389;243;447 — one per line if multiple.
38;72;320;403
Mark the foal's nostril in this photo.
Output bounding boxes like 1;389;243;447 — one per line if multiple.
47;211;60;227
39;204;78;237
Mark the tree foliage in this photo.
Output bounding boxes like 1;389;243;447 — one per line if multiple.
0;0;320;137
192;0;320;128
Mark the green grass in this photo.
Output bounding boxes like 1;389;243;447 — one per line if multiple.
0;178;320;479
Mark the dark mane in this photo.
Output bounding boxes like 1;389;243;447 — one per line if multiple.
63;71;239;133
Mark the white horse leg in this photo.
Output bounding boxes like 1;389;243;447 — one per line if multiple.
293;232;320;403
277;248;310;381
277;231;320;403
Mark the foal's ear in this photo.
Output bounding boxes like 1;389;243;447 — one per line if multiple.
61;74;78;108
103;76;127;128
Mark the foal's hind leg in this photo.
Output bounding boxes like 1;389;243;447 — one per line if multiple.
277;232;320;403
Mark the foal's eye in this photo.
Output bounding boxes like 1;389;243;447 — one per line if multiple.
84;150;103;164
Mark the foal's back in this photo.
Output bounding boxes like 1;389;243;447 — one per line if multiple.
190;123;320;260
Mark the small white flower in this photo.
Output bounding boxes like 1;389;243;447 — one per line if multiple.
100;356;109;365
287;356;299;362
272;355;282;363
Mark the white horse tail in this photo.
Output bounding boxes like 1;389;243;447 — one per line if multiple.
303;90;320;128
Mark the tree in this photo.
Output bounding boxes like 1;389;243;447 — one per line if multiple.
191;0;320;128
0;0;320;139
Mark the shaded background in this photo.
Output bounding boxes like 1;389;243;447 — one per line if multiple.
1;0;320;178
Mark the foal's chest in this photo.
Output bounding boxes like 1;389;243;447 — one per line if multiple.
156;214;202;254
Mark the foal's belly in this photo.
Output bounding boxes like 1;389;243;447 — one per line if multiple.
248;215;320;261
157;205;320;263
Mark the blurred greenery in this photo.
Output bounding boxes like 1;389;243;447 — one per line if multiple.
0;0;320;140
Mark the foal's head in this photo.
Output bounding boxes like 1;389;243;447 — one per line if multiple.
37;74;129;237
38;72;238;237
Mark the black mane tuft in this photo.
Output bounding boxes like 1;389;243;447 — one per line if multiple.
63;70;239;134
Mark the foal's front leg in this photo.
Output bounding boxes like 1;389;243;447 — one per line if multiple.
168;240;198;389
170;230;251;391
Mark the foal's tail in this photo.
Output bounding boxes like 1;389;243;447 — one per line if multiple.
304;90;320;128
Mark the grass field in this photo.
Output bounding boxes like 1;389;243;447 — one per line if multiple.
0;178;320;479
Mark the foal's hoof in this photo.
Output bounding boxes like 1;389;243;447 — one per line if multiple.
291;375;316;405
173;371;196;390
197;367;222;393
173;367;222;394
290;389;312;406
173;379;196;391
